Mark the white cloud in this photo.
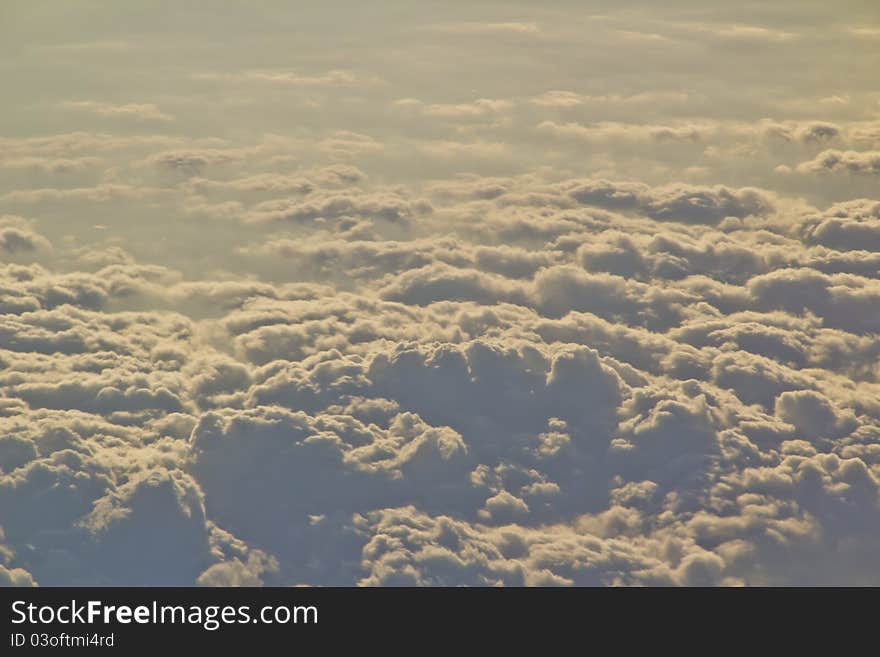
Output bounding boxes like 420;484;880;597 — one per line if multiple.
2;0;879;588
62;101;174;122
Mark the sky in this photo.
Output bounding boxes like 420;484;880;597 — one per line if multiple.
1;0;879;586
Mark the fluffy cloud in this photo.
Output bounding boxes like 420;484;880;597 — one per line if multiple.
565;179;776;224
3;0;880;588
797;150;880;175
0;565;37;587
244;191;431;225
801;200;880;251
0;216;52;254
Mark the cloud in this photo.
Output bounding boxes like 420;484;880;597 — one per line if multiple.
196;70;368;87
317;132;383;159
0;184;170;205
708;25;799;45
396;98;514;119
0;132;225;157
531;90;691;108
184;165;366;195
0;216;52;254
413;140;509;158
0;156;102;174
1;169;879;585
245;191;430;225
62;101;173;122
539;120;705;143
0;565;37;587
797;150;880;175
439;22;542;36
2;1;880;587
146;149;247;174
564;179;776;224
801;199;880;251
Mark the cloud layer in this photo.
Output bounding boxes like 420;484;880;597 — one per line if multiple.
2;0;879;586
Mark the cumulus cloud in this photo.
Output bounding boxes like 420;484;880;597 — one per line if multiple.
800;199;880;252
3;0;880;589
146;149;247;174
797;150;880;175
0;216;52;254
1;166;879;586
538;120;706;143
184;165;366;195
244;191;431;225
0;565;37;587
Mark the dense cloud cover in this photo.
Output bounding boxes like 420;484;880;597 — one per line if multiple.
1;1;879;586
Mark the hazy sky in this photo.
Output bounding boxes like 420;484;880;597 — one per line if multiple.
1;1;879;586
